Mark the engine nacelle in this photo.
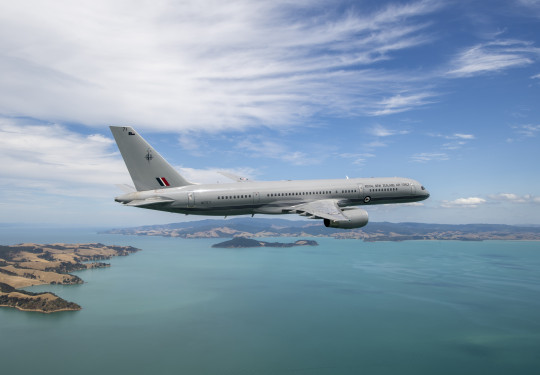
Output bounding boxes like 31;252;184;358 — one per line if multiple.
323;208;369;229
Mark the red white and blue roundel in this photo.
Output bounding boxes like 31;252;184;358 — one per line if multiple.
156;177;170;187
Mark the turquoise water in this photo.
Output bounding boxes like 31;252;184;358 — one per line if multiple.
1;229;540;374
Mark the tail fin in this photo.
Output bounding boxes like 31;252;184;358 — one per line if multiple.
110;126;193;191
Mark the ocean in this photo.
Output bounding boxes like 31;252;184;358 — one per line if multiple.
1;228;540;375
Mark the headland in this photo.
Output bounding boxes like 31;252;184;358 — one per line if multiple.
0;243;140;313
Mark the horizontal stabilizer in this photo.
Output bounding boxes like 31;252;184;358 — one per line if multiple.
125;198;175;207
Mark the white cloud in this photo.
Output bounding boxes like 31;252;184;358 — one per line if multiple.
369;124;409;137
518;0;540;6
447;39;540;78
0;0;442;132
402;202;425;206
441;197;487;208
513;124;540;137
429;133;475;140
237;138;314;166
363;140;389;149
0;118;128;197
453;133;475;139
339;152;376;167
410;152;449;162
442;141;466;150
489;193;540;204
427;132;475;150
516;0;540;17
370;91;436;116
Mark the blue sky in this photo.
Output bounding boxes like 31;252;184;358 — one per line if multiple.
1;0;539;227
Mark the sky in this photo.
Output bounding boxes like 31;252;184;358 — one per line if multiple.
1;0;539;227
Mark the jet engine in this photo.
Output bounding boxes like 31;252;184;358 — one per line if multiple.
323;208;369;229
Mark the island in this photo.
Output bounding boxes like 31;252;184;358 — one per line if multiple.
212;237;318;248
0;243;140;313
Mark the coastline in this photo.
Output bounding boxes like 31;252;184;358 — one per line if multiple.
0;243;140;313
104;219;540;241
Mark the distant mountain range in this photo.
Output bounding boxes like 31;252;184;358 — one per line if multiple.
104;218;540;241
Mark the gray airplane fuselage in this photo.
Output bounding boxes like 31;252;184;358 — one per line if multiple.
110;126;429;229
115;176;429;216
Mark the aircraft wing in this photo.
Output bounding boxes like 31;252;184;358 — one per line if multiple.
287;199;349;221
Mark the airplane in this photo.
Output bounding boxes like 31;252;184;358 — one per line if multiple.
110;126;430;229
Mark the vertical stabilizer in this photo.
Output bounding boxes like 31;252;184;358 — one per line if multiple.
110;126;192;191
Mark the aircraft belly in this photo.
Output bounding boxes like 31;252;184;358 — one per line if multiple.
167;206;256;216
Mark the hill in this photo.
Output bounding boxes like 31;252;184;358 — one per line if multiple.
212;237;318;248
0;243;140;313
104;218;540;241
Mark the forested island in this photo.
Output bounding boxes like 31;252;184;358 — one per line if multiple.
0;243;140;313
212;237;318;248
104;218;540;241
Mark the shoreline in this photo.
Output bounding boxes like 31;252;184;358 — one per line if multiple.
0;304;81;314
0;243;141;313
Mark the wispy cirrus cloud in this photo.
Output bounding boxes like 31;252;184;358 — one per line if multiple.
370;91;437;116
369;124;409;137
237;138;314;166
507;124;540;142
516;0;540;17
513;124;540;137
429;133;476;140
338;152;376;167
0;0;442;132
446;39;540;78
0;117;127;197
421;131;476;153
0;116;260;195
410;152;449;162
489;193;540;204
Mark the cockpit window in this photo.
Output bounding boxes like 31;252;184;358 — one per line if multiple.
421;186;425;190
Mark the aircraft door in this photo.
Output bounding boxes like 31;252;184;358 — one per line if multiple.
411;184;416;195
252;192;260;204
187;192;195;208
357;184;364;200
